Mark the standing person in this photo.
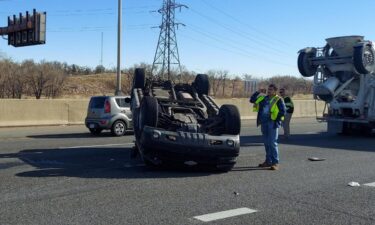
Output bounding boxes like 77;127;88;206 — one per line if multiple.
250;84;286;170
279;88;294;139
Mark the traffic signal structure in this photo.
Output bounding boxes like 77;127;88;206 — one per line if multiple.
0;9;46;47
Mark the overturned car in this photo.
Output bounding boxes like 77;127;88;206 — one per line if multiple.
130;68;241;171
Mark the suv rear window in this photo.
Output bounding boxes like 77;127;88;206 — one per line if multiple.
115;98;130;108
89;97;106;109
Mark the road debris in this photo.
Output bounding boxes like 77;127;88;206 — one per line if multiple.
348;182;360;187
308;157;326;161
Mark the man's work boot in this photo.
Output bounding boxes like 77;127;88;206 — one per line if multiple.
269;164;279;170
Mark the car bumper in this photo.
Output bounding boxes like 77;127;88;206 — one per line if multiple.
139;126;240;167
85;118;112;129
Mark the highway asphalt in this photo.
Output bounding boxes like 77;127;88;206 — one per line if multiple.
0;118;375;225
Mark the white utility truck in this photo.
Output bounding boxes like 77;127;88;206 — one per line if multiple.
298;36;375;134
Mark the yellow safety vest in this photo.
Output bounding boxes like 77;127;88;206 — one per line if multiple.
252;95;265;112
253;95;284;121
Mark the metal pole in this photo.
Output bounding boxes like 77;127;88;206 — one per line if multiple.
101;32;103;66
115;0;123;96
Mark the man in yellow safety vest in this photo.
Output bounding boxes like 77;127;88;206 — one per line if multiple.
250;84;286;170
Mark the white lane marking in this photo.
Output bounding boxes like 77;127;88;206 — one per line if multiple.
58;143;134;149
193;208;257;222
364;182;375;187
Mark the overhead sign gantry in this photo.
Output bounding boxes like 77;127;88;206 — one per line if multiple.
0;9;46;47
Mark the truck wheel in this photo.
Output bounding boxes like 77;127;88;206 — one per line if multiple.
134;68;146;89
111;120;127;136
194;74;210;95
89;128;102;135
219;105;241;135
353;44;375;74
298;49;317;77
139;96;158;131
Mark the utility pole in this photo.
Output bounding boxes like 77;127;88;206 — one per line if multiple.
151;0;187;80
100;32;103;67
115;0;123;96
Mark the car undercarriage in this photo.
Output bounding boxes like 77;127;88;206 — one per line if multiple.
130;68;241;171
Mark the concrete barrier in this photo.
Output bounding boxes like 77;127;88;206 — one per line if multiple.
215;98;326;119
0;98;325;127
0;99;88;127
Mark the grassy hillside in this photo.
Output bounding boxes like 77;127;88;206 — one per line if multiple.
60;73;313;99
61;73;121;98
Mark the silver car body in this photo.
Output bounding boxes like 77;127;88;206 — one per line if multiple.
85;96;133;134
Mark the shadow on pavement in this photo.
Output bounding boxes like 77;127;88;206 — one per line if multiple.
0;147;213;179
240;135;264;147
241;132;375;152
27;132;134;139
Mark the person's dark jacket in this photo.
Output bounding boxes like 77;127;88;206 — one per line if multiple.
283;96;294;114
250;91;286;128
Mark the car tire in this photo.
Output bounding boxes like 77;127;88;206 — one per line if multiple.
89;128;102;135
139;96;158;131
353;44;375;74
219;104;241;135
298;49;317;77
111;120;127;136
134;68;146;89
194;74;210;95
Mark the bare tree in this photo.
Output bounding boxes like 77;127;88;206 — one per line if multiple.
220;71;228;97
0;59;10;98
231;76;242;98
44;62;66;98
26;61;53;99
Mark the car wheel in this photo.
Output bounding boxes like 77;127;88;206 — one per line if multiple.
354;44;375;74
134;68;146;89
89;128;102;135
219;104;241;135
139;96;158;131
297;48;317;77
194;74;210;95
111;120;127;136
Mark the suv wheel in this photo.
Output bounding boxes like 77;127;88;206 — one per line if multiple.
194;74;210;95
219;105;241;135
89;128;102;135
139;96;158;131
111;120;127;136
134;68;146;89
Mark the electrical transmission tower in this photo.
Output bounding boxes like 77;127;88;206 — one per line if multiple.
151;0;187;80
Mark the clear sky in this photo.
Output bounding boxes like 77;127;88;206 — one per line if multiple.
1;0;375;78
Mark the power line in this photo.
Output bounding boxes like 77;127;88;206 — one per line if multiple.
180;19;294;60
47;24;152;32
179;33;295;69
188;8;291;56
201;0;295;48
0;6;158;16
